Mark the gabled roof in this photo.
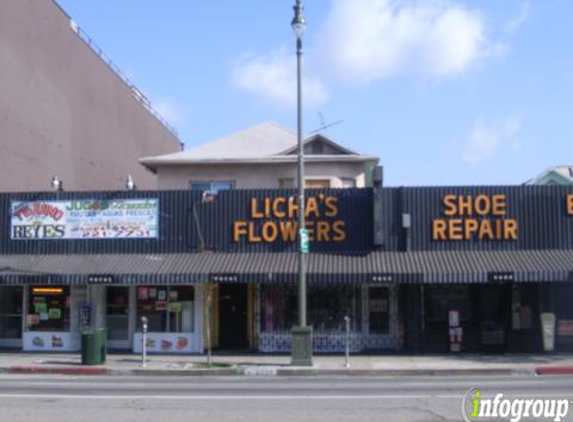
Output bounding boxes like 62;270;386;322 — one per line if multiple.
140;122;378;171
525;166;573;185
279;134;359;156
143;122;296;162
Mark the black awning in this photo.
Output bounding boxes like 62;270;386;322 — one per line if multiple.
1;249;573;285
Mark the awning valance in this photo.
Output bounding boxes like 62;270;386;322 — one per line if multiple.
1;250;573;285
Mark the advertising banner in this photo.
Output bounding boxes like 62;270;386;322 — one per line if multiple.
23;332;75;352
133;332;195;354
10;199;158;240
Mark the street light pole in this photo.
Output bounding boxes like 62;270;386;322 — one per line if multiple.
291;0;313;367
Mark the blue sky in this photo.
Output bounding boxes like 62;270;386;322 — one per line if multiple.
55;0;573;186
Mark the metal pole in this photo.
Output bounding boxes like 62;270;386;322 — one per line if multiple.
344;315;350;368
142;332;147;367
291;0;312;367
192;202;205;251
296;34;306;330
141;316;148;368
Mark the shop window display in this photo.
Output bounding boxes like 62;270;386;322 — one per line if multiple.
136;286;194;332
260;284;362;333
27;286;70;332
425;285;470;323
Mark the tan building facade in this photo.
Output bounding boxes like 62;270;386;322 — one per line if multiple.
0;0;180;191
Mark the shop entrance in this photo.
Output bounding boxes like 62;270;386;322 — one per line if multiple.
478;284;510;353
106;286;131;349
218;283;248;349
0;286;23;348
423;284;511;353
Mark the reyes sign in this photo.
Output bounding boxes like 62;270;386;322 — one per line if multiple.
10;199;159;240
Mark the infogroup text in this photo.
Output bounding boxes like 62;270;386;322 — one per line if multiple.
462;388;571;422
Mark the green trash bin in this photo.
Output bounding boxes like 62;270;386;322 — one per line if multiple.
81;328;107;365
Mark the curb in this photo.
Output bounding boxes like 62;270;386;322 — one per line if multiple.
1;366;242;377
0;365;533;377
535;366;573;376
4;366;109;376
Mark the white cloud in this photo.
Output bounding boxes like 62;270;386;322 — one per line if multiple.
153;97;185;126
460;116;522;163
504;1;530;36
231;47;329;109
315;0;497;83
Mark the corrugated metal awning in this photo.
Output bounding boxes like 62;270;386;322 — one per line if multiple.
1;250;573;285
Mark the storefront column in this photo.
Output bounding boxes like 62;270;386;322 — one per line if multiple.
253;284;261;350
70;285;87;350
90;285;106;330
399;284;422;354
195;284;204;353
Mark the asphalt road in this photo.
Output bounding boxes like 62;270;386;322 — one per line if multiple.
0;374;572;422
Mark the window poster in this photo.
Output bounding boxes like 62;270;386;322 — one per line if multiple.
48;308;62;319
155;301;167;311
34;303;48;314
158;290;167;301
149;288;157;299
27;314;40;326
168;302;182;313
169;290;178;301
138;287;149;301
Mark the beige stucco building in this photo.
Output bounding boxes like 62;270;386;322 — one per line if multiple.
0;0;180;191
140;122;379;190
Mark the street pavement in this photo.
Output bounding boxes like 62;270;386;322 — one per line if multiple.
1;351;573;377
0;374;572;422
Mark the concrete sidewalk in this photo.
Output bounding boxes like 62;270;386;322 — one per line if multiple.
1;352;572;377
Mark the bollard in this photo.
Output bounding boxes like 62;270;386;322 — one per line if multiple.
141;316;148;368
344;315;350;368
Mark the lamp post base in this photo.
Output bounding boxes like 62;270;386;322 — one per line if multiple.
291;326;313;366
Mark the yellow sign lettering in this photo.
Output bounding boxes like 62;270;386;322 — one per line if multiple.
433;194;516;241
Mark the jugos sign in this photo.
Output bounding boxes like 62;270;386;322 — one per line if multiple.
10;199;158;240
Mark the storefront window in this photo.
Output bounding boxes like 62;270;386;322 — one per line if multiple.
0;286;23;339
136;286;194;332
425;285;470;323
260;284;362;332
27;286;70;332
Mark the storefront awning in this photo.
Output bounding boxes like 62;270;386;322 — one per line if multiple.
1;250;573;285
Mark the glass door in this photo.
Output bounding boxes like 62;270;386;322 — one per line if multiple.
0;286;23;348
106;287;130;349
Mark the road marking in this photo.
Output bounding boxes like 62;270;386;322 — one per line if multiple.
0;394;463;400
0;393;572;401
